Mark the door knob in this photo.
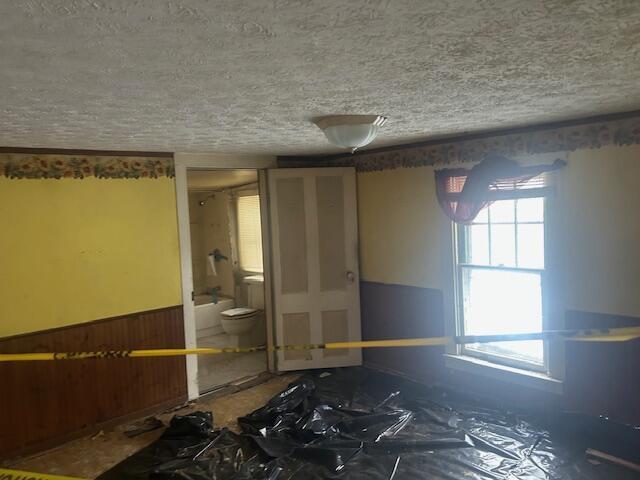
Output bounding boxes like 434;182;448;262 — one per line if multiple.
346;271;355;282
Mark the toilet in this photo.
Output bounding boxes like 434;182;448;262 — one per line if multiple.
220;275;264;347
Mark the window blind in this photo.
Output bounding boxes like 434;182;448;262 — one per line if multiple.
236;195;263;272
490;172;549;191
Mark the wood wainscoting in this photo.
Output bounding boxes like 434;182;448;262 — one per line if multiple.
360;281;445;385
0;305;187;459
360;281;640;425
564;310;640;425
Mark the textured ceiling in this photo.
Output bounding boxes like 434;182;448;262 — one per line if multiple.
1;0;640;155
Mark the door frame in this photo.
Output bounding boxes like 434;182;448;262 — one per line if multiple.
174;153;277;400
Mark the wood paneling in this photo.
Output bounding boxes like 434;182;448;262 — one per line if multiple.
0;306;187;459
360;281;640;424
564;310;640;425
360;281;445;385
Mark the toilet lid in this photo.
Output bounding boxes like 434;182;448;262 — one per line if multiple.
221;307;258;318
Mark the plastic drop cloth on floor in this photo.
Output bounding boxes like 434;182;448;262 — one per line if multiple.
97;367;640;479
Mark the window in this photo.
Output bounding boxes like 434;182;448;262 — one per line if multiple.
236;194;263;273
455;196;546;370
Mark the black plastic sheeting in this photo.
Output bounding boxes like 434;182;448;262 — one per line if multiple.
98;368;640;479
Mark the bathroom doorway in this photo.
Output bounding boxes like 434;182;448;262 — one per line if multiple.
186;169;269;393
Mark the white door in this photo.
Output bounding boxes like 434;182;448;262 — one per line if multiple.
268;167;362;371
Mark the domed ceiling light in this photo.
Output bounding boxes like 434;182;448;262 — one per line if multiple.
314;115;387;153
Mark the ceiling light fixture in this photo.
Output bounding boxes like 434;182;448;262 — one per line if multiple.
314;115;387;153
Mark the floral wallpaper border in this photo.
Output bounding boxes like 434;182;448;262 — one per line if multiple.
323;115;640;172
0;154;175;179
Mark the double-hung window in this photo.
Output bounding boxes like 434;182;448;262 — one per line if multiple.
455;193;547;371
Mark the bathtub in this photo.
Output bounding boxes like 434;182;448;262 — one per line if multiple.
194;294;235;335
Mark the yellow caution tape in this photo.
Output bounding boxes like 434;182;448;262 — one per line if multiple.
1;327;639;363
0;468;87;480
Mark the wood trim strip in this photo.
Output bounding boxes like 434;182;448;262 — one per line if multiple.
0;147;173;158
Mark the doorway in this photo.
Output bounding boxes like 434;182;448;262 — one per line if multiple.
185;168;268;394
176;157;363;399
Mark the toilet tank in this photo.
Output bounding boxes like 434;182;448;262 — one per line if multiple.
244;274;264;309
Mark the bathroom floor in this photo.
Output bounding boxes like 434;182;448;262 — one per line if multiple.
197;332;267;392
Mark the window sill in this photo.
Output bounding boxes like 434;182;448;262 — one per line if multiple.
444;354;563;395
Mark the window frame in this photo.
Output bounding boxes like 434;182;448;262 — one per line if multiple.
453;194;550;374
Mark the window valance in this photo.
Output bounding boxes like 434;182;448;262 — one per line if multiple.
435;154;565;224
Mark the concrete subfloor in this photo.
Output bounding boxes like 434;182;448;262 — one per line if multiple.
6;373;299;479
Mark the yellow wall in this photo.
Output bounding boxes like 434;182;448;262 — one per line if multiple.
357;165;450;290
0;177;183;337
556;145;640;316
357;144;640;318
